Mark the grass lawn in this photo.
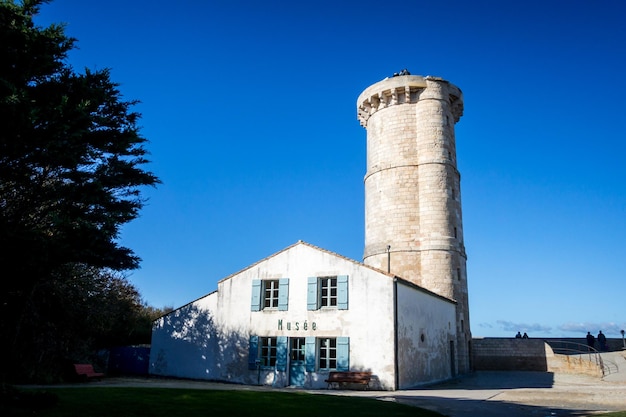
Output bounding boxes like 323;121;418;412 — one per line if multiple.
5;387;445;417
6;387;626;417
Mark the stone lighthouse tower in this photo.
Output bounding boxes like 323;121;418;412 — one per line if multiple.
357;73;471;373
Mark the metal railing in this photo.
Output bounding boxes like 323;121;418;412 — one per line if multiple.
545;340;615;377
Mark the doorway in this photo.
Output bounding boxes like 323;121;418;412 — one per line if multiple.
289;337;306;386
450;340;456;376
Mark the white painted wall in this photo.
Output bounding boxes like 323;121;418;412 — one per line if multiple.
150;241;456;390
396;282;457;388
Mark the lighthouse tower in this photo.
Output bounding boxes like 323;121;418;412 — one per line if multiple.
357;73;471;373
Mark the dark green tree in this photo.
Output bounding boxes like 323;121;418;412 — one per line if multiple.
0;0;160;382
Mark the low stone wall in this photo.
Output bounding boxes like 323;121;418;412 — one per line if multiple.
472;337;620;374
546;352;603;377
472;338;549;371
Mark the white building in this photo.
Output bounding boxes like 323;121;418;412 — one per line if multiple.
149;241;457;390
149;73;471;390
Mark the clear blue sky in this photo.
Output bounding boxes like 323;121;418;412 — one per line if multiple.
35;0;626;339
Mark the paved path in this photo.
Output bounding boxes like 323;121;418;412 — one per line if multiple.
361;352;626;416
349;352;626;416
369;370;626;416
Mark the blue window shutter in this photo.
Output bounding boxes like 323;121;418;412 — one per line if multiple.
276;336;288;371
251;280;261;311
307;277;318;310
248;336;259;370
305;337;316;372
337;275;349;310
337;337;350;371
278;278;289;311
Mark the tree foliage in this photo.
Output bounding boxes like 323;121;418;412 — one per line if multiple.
0;0;161;382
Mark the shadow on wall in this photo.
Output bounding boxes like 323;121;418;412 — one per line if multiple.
150;304;387;389
151;303;250;383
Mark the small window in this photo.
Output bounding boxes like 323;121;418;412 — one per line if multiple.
320;277;337;307
263;280;279;309
251;279;289;311
308;276;348;310
318;338;337;370
317;337;350;371
260;337;277;367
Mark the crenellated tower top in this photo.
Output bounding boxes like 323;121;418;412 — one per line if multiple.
357;75;464;128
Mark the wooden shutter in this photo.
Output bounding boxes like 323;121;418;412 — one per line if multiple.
278;278;289;311
336;337;349;371
307;277;318;310
276;336;288;371
305;337;316;372
337;275;349;310
250;280;261;311
248;335;259;370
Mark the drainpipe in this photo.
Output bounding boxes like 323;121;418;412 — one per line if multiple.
387;245;391;273
393;278;399;390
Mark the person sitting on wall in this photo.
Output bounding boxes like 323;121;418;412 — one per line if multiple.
522;332;529;339
515;331;522;338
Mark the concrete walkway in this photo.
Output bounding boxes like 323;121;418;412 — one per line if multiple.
22;351;626;417
364;351;626;416
369;370;626;416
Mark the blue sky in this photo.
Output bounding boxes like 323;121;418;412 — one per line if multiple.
35;0;626;339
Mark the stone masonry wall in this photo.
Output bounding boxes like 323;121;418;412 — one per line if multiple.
472;338;550;371
358;75;471;373
472;337;621;374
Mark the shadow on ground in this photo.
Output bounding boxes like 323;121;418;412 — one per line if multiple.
424;371;555;390
391;395;605;417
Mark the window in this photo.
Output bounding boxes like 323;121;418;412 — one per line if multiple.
320;277;337;307
307;275;348;310
248;336;287;370
290;338;305;362
316;337;350;371
260;337;277;367
251;278;289;311
263;280;279;308
318;338;337;370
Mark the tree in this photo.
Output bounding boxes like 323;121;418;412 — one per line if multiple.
12;265;143;381
0;0;160;382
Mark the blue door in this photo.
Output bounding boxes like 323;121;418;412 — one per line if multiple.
289;338;306;386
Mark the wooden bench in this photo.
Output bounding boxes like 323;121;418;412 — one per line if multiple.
73;363;105;381
324;371;372;389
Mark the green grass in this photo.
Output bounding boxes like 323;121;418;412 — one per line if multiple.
6;387;445;417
